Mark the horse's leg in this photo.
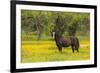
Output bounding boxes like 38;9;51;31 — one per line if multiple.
76;38;79;52
76;46;79;52
57;45;62;52
71;45;74;53
75;47;79;52
77;49;79;52
75;44;79;52
58;47;62;52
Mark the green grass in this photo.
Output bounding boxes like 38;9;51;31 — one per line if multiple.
21;39;90;63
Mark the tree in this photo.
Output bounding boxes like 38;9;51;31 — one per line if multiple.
21;10;90;40
31;11;49;40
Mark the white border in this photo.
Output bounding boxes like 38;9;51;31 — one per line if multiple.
16;5;94;69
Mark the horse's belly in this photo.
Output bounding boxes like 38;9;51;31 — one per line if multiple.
56;39;71;47
61;43;70;47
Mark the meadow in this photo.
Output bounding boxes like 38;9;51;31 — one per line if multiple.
21;34;90;63
21;10;90;63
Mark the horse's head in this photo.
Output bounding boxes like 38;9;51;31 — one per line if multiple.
52;31;61;40
51;30;55;39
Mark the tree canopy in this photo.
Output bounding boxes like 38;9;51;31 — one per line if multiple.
21;10;90;40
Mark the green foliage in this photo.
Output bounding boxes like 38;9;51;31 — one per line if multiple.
21;10;90;39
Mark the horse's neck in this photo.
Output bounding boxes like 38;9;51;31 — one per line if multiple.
55;37;60;42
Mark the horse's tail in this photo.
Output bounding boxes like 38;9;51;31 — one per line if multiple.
76;37;80;49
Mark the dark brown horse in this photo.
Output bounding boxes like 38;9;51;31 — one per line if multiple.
52;31;79;53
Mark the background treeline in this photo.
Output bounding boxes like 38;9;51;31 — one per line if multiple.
21;10;90;41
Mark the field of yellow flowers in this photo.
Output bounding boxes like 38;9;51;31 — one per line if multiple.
21;39;90;63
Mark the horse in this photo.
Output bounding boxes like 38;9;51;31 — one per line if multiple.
52;31;79;53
